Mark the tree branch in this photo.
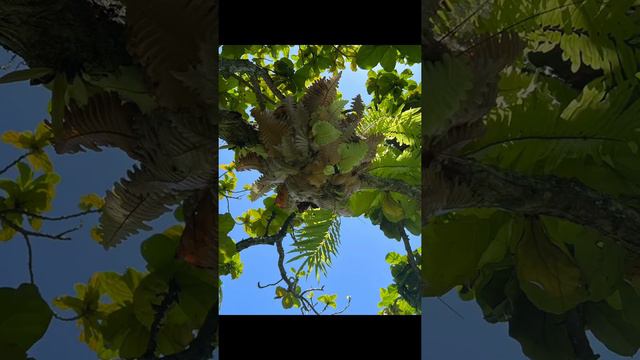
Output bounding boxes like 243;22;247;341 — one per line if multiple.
219;110;260;148
0;215;78;240
23;232;34;284
220;59;286;101
0;208;100;221
430;155;640;254
235;212;296;252
359;174;420;199
399;225;420;277
141;278;180;360
162;301;218;360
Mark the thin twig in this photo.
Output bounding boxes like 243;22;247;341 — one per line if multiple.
53;312;85;321
331;296;352;315
264;211;277;236
257;278;283;288
1;215;77;240
23;233;34;284
0;208;100;221
438;0;493;42
0;152;32;176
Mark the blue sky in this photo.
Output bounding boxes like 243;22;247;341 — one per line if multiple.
219;50;421;315
422;293;623;359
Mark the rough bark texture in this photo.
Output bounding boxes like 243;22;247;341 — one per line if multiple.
0;0;131;73
430;155;640;253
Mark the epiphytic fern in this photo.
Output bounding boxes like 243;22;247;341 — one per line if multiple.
237;73;384;215
288;208;341;279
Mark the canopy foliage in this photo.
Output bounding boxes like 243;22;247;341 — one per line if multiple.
424;0;640;358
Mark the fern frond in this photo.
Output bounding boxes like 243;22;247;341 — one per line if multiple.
98;171;180;249
301;72;342;114
252;108;292;155
466;77;640;195
52;92;140;157
288;209;341;279
123;0;216;109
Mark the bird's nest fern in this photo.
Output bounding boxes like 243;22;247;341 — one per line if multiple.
235;73;383;215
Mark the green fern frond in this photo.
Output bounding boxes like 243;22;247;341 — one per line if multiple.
357;104;421;148
465;76;640;195
288;209;341;279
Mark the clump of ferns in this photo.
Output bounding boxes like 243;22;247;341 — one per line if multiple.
235;73;384;214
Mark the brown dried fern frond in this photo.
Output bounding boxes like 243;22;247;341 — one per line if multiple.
51;92;140;158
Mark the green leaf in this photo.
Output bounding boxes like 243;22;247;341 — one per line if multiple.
509;293;577;360
282;293;294;309
395;45;421;63
96;272;137;305
381;193;404;223
311;121;341;146
380;48;398;72
542;216;625;301
78;193;104;211
1;131;29;149
16;162;32;187
293;64;312;90
275;286;287;299
50;73;67;135
219;213;238;265
423;212;498;296
318;294;337;308
385;252;404;266
0;68;52;84
584;302;640;356
516;218;588;314
118;322;149;358
0;284;53;355
274;58;294;76
355;46;388;70
347;190;380;216
337;141;368;173
140;227;181;270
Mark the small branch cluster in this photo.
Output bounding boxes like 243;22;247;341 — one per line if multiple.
239;210;351;315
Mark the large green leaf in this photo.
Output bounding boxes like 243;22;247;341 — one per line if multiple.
141;225;182;270
509;293;577;360
0;284;53;358
355;45;389;70
0;68;52;84
515;218;589;314
583;283;640;356
423;211;501;296
337;141;368;173
542;216;625;301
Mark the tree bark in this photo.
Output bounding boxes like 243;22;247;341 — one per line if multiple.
0;0;131;73
428;155;640;254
